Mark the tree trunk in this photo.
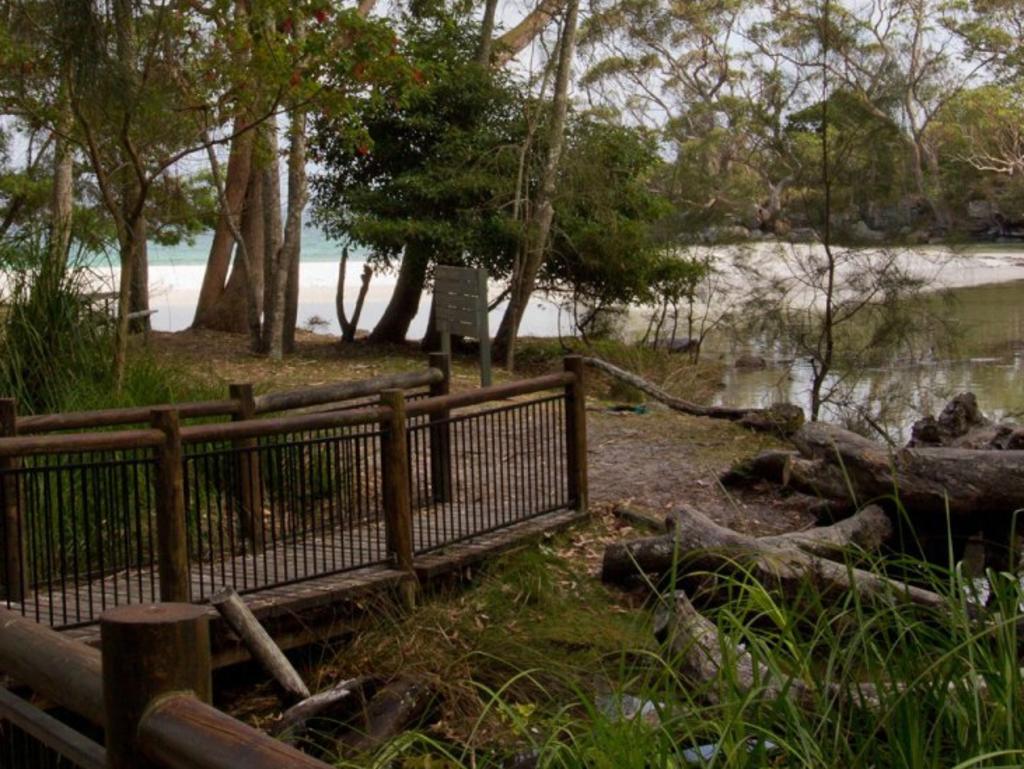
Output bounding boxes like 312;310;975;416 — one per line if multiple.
368;240;431;344
283;228;301;353
112;215;142;389
197;172;265;333
476;0;499;65
260;118;283;352
582;356;805;434
193;120;255;328
494;0;579;368
266;95;307;360
129;221;150;332
47;104;74;287
655;589;883;709
337;678;434;756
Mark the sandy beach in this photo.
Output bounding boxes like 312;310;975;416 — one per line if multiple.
86;243;1024;339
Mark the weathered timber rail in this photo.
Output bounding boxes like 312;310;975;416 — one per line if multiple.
0;355;589;768
0;602;337;769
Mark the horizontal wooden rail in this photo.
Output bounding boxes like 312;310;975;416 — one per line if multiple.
0;687;106;769
17;400;240;435
10;368;441;435
139;694;331;769
252;369;443;414
0;607;335;769
0;428;165;458
405;372;575;417
180;405;390;444
0;607;105;725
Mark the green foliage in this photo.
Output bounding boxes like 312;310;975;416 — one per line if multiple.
0;234;219;414
930;84;1024;218
329;515;1024;769
541;118;672;322
786;90;913;223
310;8;525;275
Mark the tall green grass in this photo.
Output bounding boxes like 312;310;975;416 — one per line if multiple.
0;235;219;414
330;524;1024;769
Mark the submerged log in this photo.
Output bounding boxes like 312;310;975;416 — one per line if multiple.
581;357;804;435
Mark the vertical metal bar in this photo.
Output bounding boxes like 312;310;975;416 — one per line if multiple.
563;356;588;513
476;268;492;387
427;353;452;504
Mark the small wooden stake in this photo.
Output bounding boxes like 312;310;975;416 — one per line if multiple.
101;603;212;769
0;398;24;602
151;408;190;603
563;356;588;513
210;587;310;704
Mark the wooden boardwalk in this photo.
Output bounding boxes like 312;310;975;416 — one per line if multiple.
23;503;586;658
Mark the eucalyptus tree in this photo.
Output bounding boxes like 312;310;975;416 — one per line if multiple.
759;0;993;230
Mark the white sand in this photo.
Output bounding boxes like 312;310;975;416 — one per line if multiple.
88;243;1024;339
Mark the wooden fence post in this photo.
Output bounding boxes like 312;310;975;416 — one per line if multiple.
229;384;264;548
563;356;589;513
101;603;212;769
150;408;191;603
427;353;452;504
0;399;24;602
379;390;417;607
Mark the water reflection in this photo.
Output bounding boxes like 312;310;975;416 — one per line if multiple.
713;280;1024;440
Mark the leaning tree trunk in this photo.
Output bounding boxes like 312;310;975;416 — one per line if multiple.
368;240;431;344
197;172;265;334
493;0;579;368
193;120;255;329
583;357;805;434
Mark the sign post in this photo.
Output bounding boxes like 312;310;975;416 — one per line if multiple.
433;266;492;387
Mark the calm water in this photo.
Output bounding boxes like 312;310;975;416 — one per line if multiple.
713;280;1024;439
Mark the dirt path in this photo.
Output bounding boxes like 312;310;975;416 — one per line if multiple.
586;405;814;537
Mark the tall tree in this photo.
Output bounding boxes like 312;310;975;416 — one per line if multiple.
494;0;579;367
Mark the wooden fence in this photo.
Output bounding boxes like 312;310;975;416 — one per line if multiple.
0;355;588;627
0;355;588;768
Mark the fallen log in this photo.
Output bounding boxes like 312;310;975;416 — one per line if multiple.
719;450;796;488
338;677;435;756
655;590;883;709
602;504;950;614
581;357;804;435
273;677;373;741
612;502;668;532
759;504;893;560
211;587;311;704
792;422;1024;517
